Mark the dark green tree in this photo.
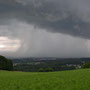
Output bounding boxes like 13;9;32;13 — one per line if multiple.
82;62;90;68
0;55;13;71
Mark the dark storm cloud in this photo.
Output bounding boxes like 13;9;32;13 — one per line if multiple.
0;0;90;39
1;0;90;57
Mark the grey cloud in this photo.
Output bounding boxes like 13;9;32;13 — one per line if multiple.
0;20;90;58
1;26;89;58
0;0;90;39
1;0;90;58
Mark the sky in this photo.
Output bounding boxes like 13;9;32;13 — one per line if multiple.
0;0;90;58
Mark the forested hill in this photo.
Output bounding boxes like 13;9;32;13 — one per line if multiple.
12;57;90;72
12;57;90;64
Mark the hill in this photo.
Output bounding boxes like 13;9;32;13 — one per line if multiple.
12;57;86;72
0;69;90;90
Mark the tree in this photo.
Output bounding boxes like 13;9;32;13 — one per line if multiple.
82;62;90;68
0;55;13;71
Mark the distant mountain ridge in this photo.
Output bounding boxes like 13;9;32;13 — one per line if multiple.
12;57;90;64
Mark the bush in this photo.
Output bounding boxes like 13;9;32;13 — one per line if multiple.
45;68;53;72
38;68;44;72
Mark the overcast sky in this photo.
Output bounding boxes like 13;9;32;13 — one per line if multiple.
0;0;90;58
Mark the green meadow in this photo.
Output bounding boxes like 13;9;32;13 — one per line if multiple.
0;69;90;90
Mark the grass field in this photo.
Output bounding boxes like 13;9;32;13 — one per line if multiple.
0;69;90;90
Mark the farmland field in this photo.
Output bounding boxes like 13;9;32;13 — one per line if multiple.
0;69;90;90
